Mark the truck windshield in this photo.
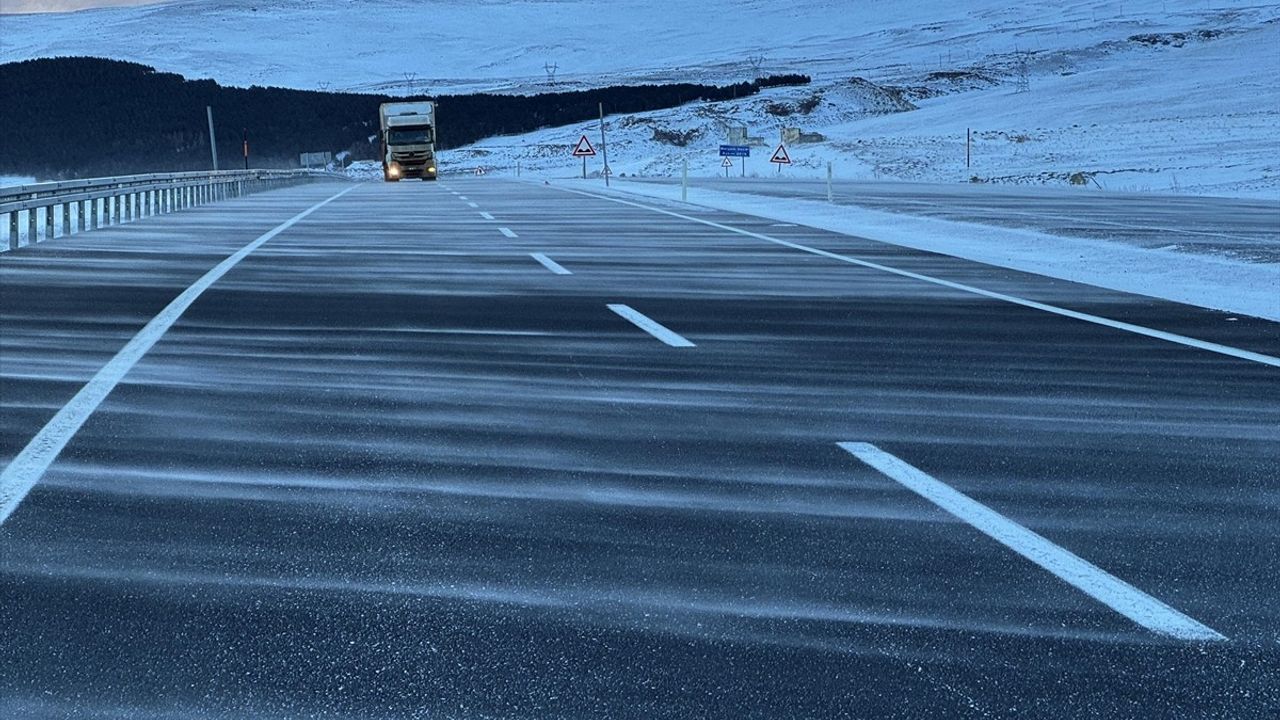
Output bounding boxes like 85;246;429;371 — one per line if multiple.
387;127;433;145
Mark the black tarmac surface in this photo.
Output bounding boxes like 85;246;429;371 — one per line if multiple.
2;179;1277;718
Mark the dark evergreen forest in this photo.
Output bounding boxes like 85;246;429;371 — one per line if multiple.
0;57;808;179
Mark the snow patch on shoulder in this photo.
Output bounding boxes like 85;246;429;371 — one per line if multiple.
597;180;1280;321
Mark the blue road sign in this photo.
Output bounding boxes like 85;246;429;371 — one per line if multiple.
719;145;750;158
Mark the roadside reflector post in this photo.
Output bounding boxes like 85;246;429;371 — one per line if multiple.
827;161;833;203
206;106;219;171
599;102;610;188
682;158;688;202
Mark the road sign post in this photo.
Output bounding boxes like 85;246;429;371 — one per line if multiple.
571;135;596;179
719;144;750;179
770;144;792;174
722;157;733;178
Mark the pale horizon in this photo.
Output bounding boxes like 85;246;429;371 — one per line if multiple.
0;0;166;14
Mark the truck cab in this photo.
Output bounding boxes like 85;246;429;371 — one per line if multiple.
379;102;437;181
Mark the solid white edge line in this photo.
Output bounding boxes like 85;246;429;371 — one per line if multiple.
549;185;1279;369
530;253;572;275
837;442;1227;642
499;227;519;238
607;304;695;347
0;185;360;525
479;212;495;220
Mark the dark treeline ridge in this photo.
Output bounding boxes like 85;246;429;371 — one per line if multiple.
0;57;809;179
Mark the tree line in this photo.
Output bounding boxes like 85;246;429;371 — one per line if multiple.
0;57;808;179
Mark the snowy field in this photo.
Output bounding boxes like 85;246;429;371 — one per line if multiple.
3;1;1278;197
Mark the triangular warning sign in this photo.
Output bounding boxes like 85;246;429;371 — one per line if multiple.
572;135;597;157
721;157;734;167
769;144;792;164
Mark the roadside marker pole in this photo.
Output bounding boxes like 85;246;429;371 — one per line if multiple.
206;106;219;171
827;161;833;202
682;158;688;202
599;102;610;188
967;128;972;169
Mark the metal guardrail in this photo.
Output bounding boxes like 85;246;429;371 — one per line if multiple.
1;169;349;252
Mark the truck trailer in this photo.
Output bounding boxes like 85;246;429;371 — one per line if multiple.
379;101;437;181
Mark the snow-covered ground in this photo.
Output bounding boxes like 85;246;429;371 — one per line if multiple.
439;16;1280;199
576;179;1280;321
4;1;1279;196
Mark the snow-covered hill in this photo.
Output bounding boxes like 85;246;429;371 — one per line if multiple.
3;0;1278;196
441;17;1280;198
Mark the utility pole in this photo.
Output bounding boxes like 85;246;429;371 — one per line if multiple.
599;102;610;187
206;106;219;171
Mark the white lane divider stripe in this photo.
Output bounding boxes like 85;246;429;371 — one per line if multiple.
479;212;496;221
530;253;572;275
467;202;479;208
499;227;519;238
607;304;695;347
838;442;1226;642
552;186;1279;369
459;196;469;201
0;185;360;526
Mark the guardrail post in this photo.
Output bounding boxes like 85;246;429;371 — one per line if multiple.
78;200;87;232
8;213;17;250
63;203;72;236
27;208;38;245
45;205;55;241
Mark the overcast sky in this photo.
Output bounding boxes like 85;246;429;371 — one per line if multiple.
1;0;165;13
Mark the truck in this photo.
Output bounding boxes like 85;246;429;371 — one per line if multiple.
379;101;437;181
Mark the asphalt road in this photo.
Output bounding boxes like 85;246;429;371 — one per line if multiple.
629;177;1280;263
1;178;1277;719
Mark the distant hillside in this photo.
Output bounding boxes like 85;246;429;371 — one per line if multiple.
0;57;806;179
